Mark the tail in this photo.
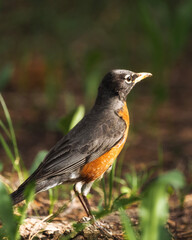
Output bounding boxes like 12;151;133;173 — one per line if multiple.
10;176;37;205
11;188;26;205
10;175;62;205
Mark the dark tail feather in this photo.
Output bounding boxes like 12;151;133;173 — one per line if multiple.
10;188;25;205
10;181;40;205
10;172;38;205
10;176;62;205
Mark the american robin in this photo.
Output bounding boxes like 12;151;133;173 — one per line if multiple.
11;69;152;217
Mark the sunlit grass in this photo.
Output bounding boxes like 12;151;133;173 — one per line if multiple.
119;170;185;240
0;94;24;183
0;181;35;240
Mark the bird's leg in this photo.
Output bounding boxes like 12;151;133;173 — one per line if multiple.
73;184;90;217
78;194;91;217
81;193;112;237
82;194;94;218
81;181;95;219
74;182;113;237
81;183;113;237
73;181;95;221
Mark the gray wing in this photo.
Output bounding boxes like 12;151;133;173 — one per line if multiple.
27;109;126;182
10;108;127;205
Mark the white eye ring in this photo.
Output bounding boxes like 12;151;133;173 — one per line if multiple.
125;74;132;84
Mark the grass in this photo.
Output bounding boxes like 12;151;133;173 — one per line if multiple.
0;180;35;240
0;94;24;183
0;182;17;240
0;99;87;238
119;170;185;240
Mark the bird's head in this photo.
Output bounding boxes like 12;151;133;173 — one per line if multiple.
99;69;152;101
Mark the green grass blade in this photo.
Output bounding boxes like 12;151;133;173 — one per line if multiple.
49;188;54;214
48;187;59;215
155;170;185;189
0;94;19;159
113;196;140;211
0;162;3;172
116;145;128;185
140;170;185;240
0;119;11;138
0;133;15;166
0;133;23;181
69;104;85;130
0;94;23;182
141;186;170;240
119;208;137;240
0;182;17;240
29;150;48;174
101;177;107;209
16;181;35;239
108;159;116;208
58;105;85;134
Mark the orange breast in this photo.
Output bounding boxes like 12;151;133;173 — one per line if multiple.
80;102;129;182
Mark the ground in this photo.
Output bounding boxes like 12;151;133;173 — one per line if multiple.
14;193;192;239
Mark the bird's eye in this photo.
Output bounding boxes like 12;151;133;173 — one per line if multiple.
125;75;132;84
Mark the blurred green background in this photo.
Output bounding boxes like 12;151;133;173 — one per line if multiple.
1;0;191;101
0;0;192;176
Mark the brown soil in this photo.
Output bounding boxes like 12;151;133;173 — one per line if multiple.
14;193;192;239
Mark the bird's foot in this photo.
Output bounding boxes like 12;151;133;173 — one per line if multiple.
79;216;113;238
79;216;92;223
93;220;113;238
80;215;96;224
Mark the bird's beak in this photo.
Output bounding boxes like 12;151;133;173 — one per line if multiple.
134;72;152;84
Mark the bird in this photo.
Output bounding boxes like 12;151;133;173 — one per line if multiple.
11;69;152;218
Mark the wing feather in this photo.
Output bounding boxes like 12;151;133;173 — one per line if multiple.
29;108;126;182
